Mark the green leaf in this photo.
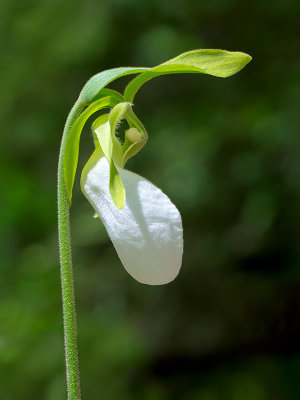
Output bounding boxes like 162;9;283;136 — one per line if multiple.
160;49;252;76
124;49;252;102
79;67;149;104
64;96;119;203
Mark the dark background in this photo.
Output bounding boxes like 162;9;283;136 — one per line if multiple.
1;0;300;399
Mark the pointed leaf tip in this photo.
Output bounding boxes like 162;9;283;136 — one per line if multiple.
124;49;252;101
161;49;252;77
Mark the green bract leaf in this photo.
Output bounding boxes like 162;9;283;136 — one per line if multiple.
161;49;252;76
64;96;119;203
124;49;252;102
79;67;149;104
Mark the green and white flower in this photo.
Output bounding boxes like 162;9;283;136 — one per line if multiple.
62;49;252;285
57;48;251;398
81;103;183;284
81;147;183;285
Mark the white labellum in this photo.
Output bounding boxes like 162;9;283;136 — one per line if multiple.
81;149;183;285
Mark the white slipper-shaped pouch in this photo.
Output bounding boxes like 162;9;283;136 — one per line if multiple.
81;148;183;285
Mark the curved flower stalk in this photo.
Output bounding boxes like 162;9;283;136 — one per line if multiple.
58;49;251;399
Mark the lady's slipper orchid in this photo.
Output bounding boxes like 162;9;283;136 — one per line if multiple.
80;101;184;284
62;49;252;285
58;49;252;398
81;146;183;285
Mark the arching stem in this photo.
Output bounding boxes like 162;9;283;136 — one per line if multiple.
57;99;85;400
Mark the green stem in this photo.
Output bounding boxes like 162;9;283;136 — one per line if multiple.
58;99;85;400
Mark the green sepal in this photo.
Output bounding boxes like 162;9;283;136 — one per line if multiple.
109;160;125;210
124;49;252;102
64;96;119;204
91;114;110;144
90;102;148;208
79;67;149;104
109;102;132;134
93;113;126;209
94;117;112;160
94;102;148;168
81;145;126;211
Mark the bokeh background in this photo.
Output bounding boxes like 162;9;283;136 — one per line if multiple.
1;0;300;399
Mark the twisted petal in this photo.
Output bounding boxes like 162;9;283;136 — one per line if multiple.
81;149;183;285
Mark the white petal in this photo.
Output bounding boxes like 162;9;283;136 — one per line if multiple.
81;150;183;285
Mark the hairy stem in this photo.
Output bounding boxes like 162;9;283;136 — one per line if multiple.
58;99;85;400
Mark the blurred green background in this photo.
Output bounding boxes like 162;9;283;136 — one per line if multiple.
1;0;300;399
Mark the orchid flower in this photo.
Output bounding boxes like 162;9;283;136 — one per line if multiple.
81;105;183;285
58;48;251;399
62;49;251;285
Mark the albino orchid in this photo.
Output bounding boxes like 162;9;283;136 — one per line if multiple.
58;49;252;398
81;108;183;285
